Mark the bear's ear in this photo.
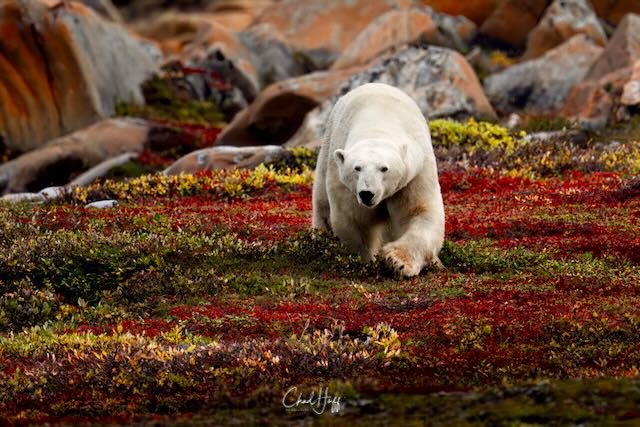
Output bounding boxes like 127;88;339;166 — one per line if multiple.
333;149;346;166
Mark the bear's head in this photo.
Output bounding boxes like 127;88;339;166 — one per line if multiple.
334;140;406;208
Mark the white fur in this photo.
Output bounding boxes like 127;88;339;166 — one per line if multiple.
312;83;445;277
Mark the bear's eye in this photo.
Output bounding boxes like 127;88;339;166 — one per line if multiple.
381;166;389;173
354;166;361;172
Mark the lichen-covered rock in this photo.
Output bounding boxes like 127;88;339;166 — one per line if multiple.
561;64;634;128
0;0;158;153
287;45;496;148
484;35;603;114
205;0;275;31
585;13;640;81
479;0;550;47
78;0;123;22
621;61;640;106
524;0;607;59
216;68;362;147
163;145;285;175
253;0;412;69
419;0;497;25
236;24;310;87
0;119;151;195
590;0;640;24
331;7;476;71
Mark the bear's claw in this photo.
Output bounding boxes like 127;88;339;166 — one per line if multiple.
381;243;421;277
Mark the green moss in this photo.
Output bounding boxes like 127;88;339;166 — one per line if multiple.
519;116;576;133
115;75;224;126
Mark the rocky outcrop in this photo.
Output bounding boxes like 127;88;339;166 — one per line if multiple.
584;14;640;81
331;7;477;71
216;68;362;147
205;0;275;31
524;0;607;59
164;145;286;175
484;35;603;114
236;24;311;87
561;66;633;128
0;119;151;194
621;61;640;106
419;0;496;25
480;0;551;47
590;0;640;24
253;0;412;69
78;0;123;22
287;45;496;148
0;0;159;153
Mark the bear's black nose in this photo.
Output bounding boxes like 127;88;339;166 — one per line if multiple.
358;191;374;206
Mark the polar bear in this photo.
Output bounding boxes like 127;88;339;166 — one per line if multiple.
312;83;445;277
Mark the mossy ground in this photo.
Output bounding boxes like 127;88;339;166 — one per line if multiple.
0;121;639;424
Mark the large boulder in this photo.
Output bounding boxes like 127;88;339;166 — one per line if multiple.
0;0;158;153
331;7;477;70
78;0;123;22
484;35;603;114
423;0;640;27
590;0;640;24
556;14;640;127
561;66;633;128
287;45;496;148
479;0;551;47
253;0;412;69
524;0;607;59
0;119;151;194
215;68;362;147
621;61;640;106
421;0;497;25
204;0;275;31
163;145;286;175
236;24;311;87
584;13;640;81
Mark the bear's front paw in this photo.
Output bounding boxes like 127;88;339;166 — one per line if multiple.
381;243;421;277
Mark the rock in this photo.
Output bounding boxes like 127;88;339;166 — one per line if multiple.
480;0;550;47
484;35;603;114
0;192;45;204
137;12;263;113
524;0;607;59
77;0;123;22
39;186;68;201
85;200;118;209
215;68;363;147
466;47;511;76
420;0;497;25
164;145;285;175
205;0;275;31
331;7;477;71
0;119;151;195
253;0;412;69
69;152;140;187
429;7;479;47
0;0;158;153
287;45;496;148
621;62;640;106
560;66;632;128
590;0;640;24
585;14;640;81
236;24;311;87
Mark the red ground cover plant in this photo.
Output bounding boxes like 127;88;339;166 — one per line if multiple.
0;167;639;424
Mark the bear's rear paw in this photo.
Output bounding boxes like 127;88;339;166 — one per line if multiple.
381;243;421;277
